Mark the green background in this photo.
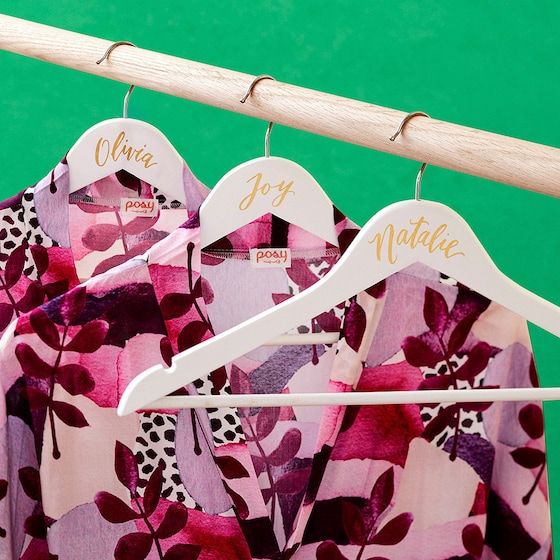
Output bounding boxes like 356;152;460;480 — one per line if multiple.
1;0;559;549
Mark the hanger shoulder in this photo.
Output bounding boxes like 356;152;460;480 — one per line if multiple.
118;198;560;415
199;156;338;247
66;118;187;203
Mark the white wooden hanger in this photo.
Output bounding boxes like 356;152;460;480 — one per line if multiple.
66;42;187;203
199;75;338;248
118;115;560;415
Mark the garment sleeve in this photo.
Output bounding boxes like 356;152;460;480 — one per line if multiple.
0;320;46;559
484;325;552;558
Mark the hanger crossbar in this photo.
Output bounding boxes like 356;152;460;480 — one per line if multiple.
148;387;560;409
1;14;559;197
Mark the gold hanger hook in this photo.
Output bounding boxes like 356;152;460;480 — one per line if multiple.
240;75;276;158
390;111;431;200
96;41;137;119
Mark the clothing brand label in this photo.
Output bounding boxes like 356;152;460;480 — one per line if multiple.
249;248;292;268
239;173;295;211
120;198;158;217
95;131;158;169
369;216;465;264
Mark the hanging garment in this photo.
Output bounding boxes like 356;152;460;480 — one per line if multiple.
0;157;207;336
0;211;550;560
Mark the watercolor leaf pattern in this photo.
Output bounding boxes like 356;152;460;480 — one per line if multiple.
95;441;200;560
316;467;412;560
15;287;105;459
402;286;495;459
513;403;546;505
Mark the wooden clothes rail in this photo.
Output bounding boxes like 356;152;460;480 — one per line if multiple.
0;14;559;198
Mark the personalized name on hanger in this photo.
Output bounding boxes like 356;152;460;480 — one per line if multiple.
239;172;295;211
370;216;465;264
95;130;158;170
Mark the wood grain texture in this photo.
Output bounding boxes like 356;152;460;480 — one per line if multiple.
1;13;559;197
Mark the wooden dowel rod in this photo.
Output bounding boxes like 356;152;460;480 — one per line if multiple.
1;14;559;198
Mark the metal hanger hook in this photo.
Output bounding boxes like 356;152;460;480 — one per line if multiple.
96;41;137;119
389;111;430;142
240;75;276;157
390;111;431;200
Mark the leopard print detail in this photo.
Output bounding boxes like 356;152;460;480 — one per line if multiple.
133;412;197;507
191;376;245;446
419;352;490;448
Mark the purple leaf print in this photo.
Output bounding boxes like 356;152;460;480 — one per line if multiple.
255;406;280;440
82;223;121;252
22;318;98;459
18;467;41;501
163;543;201;560
342;501;366;545
511;447;545;469
115;532;153;560
447;311;478;355
316;541;348;560
462;523;484;557
454;342;492;381
343;298;367;352
123;216;159;235
56;364;95;396
422;404;460;442
275;467;310;494
16;281;44;314
514;402;547;504
143;462;164;517
59;286;86;325
160;336;174;367
214;456;250;479
97;442;199;560
402;336;442;368
461;400;493;413
51;401;89;427
177;321;210;352
30;245;49;277
23;513;48;539
115;441;139;493
369;467;394;526
424;287;449;336
4;245;26;289
64;320;109;353
529;357;538;387
365;279;386;299
369;512;413;545
519;404;544;439
155;502;189;538
26;387;50;408
419;374;453;391
160;293;196;320
0;302;14;331
224;484;249;519
116;169;142;192
268;428;302;466
95;492;140;523
30;309;61;350
15;343;53;379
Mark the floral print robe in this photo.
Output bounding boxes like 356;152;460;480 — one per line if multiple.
0;210;551;560
0;158;207;336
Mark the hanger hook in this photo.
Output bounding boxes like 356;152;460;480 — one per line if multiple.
390;111;431;200
96;41;137;119
240;75;276;157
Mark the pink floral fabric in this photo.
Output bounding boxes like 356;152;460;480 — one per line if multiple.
0;210;551;560
0;158;207;337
